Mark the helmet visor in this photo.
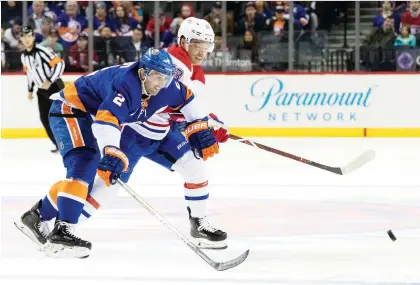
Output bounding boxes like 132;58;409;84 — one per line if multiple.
147;70;173;90
189;41;213;53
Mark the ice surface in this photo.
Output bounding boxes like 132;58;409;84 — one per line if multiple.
1;137;420;285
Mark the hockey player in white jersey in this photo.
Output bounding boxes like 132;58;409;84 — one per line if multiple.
166;17;229;143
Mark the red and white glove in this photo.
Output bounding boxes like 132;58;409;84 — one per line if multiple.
208;113;229;143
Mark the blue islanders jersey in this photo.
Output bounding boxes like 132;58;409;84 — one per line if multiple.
59;62;143;129
124;79;197;140
54;62;203;146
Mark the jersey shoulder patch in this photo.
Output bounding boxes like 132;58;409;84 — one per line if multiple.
173;65;184;80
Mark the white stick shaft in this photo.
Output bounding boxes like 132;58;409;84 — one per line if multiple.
115;179;215;264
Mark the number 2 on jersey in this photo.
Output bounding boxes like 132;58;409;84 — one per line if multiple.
113;93;125;107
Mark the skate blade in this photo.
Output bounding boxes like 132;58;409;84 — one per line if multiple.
14;220;47;251
44;241;91;259
193;238;228;250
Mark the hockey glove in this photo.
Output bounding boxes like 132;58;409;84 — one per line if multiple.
97;146;129;186
208;113;229;143
184;119;219;161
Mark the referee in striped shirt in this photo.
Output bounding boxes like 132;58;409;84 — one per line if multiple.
20;26;65;153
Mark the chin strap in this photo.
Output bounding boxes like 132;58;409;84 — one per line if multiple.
138;69;150;96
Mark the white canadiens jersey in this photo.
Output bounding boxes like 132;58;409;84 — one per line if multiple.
167;44;206;97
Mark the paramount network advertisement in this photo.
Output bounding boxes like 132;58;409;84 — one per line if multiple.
204;75;420;128
245;77;371;124
2;74;420;129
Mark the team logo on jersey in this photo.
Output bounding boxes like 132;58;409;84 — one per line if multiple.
173;65;184;80
151;49;160;55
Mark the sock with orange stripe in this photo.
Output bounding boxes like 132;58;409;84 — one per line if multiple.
39;181;61;221
184;181;209;218
57;179;89;224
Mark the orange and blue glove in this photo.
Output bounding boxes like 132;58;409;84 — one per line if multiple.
184;119;219;161
97;146;129;186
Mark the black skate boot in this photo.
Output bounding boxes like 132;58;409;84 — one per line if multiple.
45;220;92;258
14;200;50;249
188;207;227;250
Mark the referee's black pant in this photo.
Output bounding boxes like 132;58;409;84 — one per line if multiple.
36;78;65;147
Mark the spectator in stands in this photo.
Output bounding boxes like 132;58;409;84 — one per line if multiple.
133;2;146;24
27;1;47;34
68;34;98;72
272;5;286;37
373;1;401;32
401;1;420;36
42;2;63;22
145;8;172;42
114;4;141;37
162;17;183;48
236;2;267;35
1;1;22;26
94;26;119;68
180;3;195;19
94;1;116;36
121;1;142;23
119;28;151;62
236;29;259;63
56;1;88;48
283;1;309;30
41;29;63;58
394;24;417;46
255;1;273;26
3;17;22;49
204;2;223;35
213;32;226;52
1;27;8;69
27;1;62;21
34;16;53;43
363;16;396;48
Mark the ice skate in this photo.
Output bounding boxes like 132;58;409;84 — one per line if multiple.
188;207;227;250
45;220;92;258
14;200;50;249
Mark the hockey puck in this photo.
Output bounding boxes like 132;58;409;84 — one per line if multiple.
387;230;396;241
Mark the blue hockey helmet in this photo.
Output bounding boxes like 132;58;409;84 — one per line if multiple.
139;48;174;88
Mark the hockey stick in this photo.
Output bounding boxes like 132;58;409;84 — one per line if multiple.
116;178;250;271
228;134;375;175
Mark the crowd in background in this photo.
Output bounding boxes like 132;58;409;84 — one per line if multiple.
360;1;420;71
1;1;420;72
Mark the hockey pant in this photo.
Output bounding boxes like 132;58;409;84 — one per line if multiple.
37;99;101;224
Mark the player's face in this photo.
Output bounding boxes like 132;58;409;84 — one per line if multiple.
188;39;211;65
143;70;173;96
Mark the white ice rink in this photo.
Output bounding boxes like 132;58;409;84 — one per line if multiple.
1;137;420;285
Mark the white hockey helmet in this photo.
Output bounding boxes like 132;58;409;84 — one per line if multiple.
177;17;215;53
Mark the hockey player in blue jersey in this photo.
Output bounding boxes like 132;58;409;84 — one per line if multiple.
15;48;226;257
